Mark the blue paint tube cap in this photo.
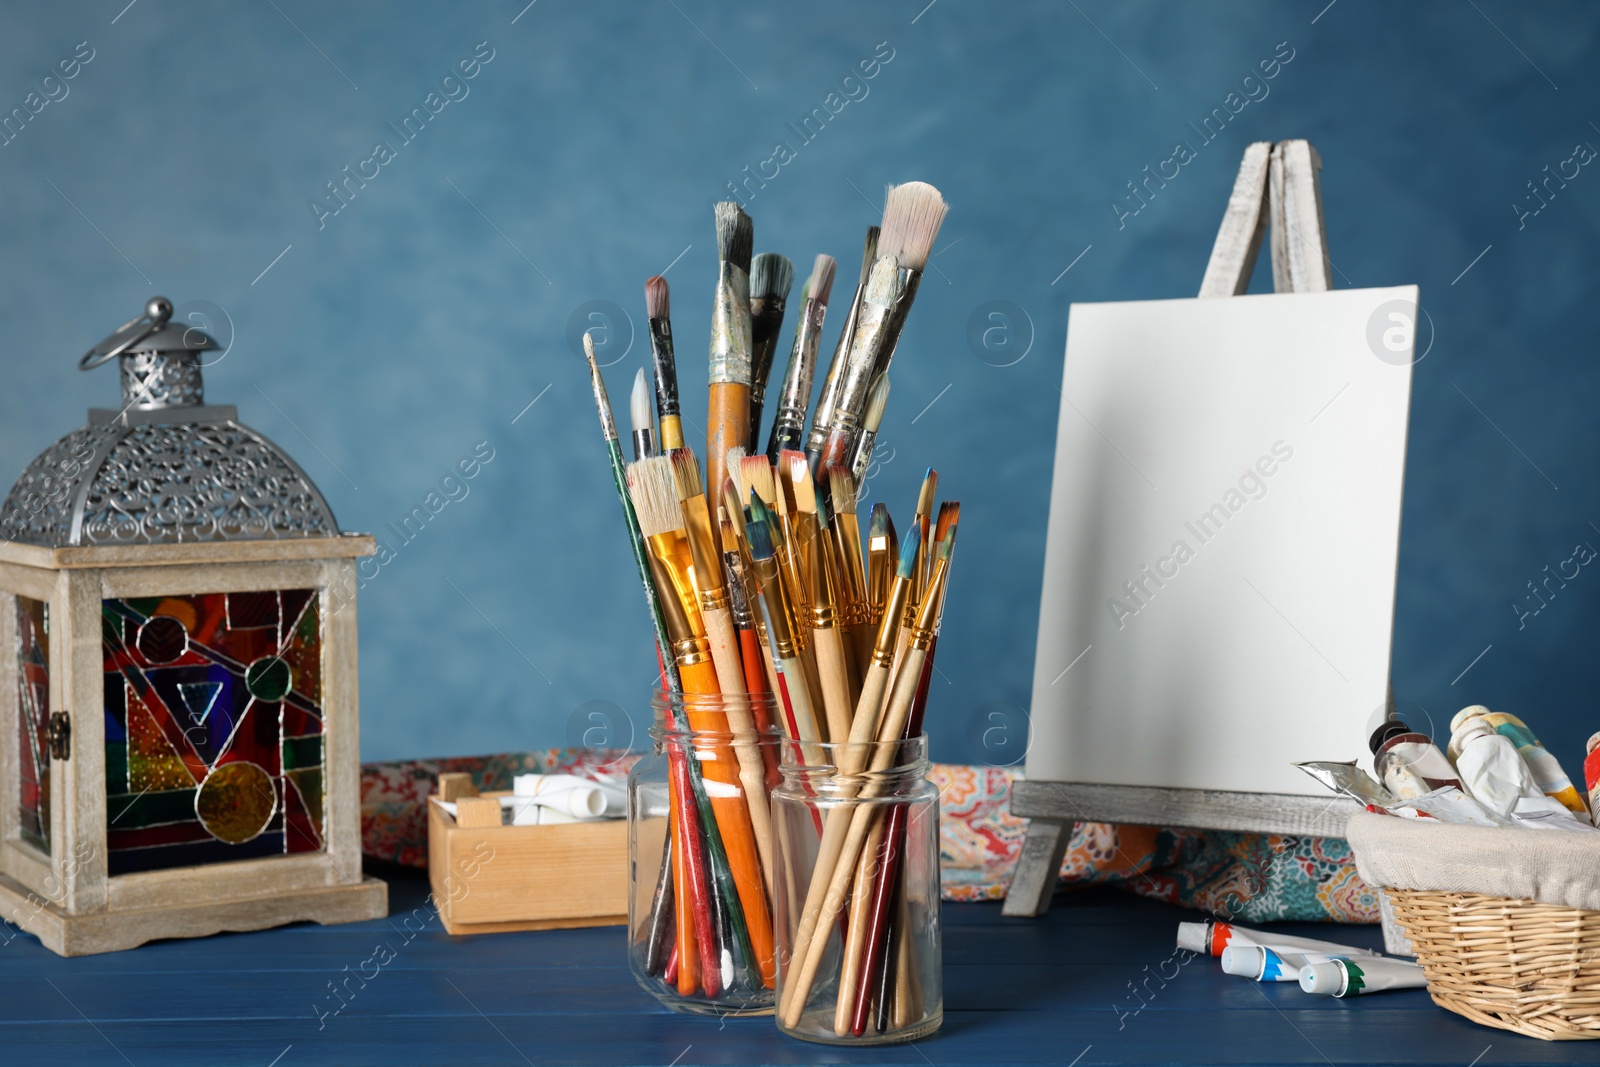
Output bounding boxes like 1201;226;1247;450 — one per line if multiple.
1221;944;1264;978
1300;960;1346;995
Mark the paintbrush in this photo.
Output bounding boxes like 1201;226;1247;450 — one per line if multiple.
721;507;781;788
826;466;871;673
808;490;855;747
748;252;794;446
630;367;656;461
852;503;958;1033
669;448;779;904
746;494;824;762
818;184;948;470
767;254;836;461
629;456;775;990
848;374;890;484
707;202;755;560
808;226;878;469
583;335;712;996
645;276;683;452
867;503;896;635
775;529;919;1023
780;530;954;1029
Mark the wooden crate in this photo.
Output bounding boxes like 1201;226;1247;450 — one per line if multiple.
426;774;627;935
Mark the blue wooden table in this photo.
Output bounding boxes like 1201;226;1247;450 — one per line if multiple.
2;862;1592;1066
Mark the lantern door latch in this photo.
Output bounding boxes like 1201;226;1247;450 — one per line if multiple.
49;711;70;761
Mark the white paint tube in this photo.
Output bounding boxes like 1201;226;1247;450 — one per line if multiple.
1222;945;1350;982
1175;921;1378;960
1299;956;1426;997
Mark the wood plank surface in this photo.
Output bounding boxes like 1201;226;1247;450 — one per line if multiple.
0;863;1587;1066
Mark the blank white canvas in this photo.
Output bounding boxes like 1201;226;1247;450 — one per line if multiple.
1026;286;1417;797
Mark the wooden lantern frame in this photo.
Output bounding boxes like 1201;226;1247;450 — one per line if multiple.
0;535;386;956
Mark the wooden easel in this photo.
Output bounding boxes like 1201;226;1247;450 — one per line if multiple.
1002;140;1361;918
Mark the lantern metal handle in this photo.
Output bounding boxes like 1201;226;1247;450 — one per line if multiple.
80;296;174;370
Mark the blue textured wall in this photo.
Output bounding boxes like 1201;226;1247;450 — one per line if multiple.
3;2;1598;775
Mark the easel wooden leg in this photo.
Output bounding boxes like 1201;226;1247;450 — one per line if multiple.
1001;818;1074;917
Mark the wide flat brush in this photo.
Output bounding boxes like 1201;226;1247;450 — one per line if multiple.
670;449;779;907
707;202;755;560
631;456;776;989
582;336;709;996
767;254;835;461
645;276;683;451
747;252;794;446
818;183;948;470
808;226;878;469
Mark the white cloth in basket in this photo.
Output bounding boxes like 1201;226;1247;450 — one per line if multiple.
1346;811;1600;913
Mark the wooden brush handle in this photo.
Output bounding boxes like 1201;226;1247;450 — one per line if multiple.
738;629;781;787
678;657;777;989
812;626;855;745
706;383;751;556
836;815;888;1034
779;646;928;1027
703;606;779;913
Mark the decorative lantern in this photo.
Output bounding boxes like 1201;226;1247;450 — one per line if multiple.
0;298;386;956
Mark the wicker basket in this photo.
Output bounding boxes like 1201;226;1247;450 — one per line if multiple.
1385;887;1600;1041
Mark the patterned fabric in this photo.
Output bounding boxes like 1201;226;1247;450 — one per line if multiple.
362;752;1377;923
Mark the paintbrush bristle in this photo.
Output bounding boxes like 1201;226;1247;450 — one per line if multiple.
721;478;747;541
630;367;653;436
858;226;880;285
863;374;890;433
879;182;948;271
645;275;670;320
626;456;687;539
746;502;776;561
934;500;959;545
750;253;793;302
827;466;856;516
740;454;776;505
810;254;836;306
723;445;746;498
714;202;753;272
783;451;815;514
868;502;891;542
669;447;703;501
939;524;957;559
582;331;600;366
897;526;921;578
915;467;939;519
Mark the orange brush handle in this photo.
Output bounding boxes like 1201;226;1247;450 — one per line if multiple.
738;629;780;788
668;772;698;995
678;657;777;987
706;383;751;556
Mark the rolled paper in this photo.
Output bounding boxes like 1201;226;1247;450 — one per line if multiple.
513;773;627;819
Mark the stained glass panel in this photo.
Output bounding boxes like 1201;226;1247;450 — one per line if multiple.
15;596;51;855
102;590;325;875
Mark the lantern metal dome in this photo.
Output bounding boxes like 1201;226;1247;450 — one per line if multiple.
0;297;339;547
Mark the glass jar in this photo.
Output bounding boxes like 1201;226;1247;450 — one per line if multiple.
627;690;784;1016
770;735;942;1044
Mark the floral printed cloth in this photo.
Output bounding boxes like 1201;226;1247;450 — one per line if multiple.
362;752;1377;924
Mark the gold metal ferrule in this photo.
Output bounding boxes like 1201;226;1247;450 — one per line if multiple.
751;552;799;659
644;531;709;641
679;495;728;613
809;535;837;631
708;263;752;386
871;573;915;668
909;554;950;652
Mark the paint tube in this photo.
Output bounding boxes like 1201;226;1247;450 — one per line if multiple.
1221;945;1350;982
1452;709;1588;816
1449;720;1544;816
1175;921;1378;959
1391;785;1514;827
1369;720;1460;801
1299;956;1426;997
1586;732;1600;829
1293;761;1397;809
